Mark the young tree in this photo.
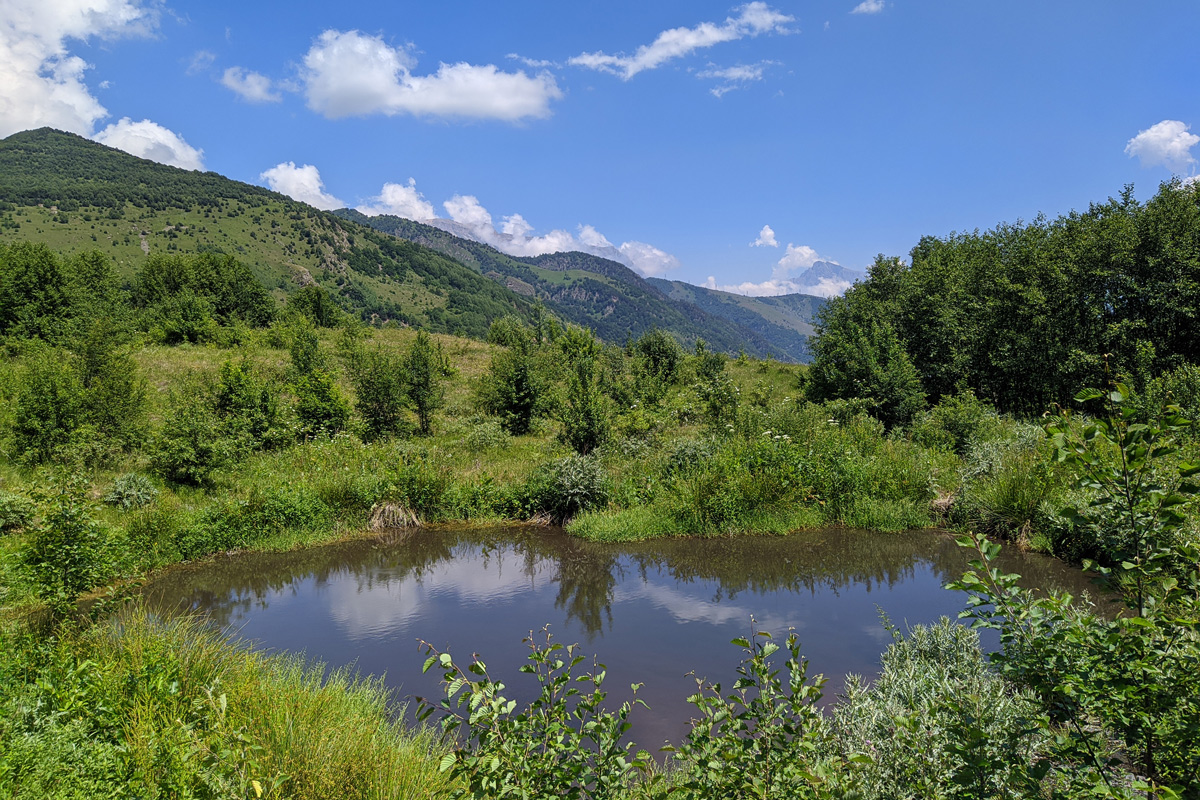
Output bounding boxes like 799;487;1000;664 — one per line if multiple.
560;356;609;455
479;337;544;436
349;346;407;441
405;330;444;437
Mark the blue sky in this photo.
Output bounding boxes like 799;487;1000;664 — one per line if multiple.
2;1;1197;296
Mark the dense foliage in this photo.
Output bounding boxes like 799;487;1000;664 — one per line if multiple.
811;182;1200;416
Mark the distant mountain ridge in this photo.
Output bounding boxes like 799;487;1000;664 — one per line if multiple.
336;209;817;359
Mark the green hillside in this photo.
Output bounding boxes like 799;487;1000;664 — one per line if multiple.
336;210;801;359
0;128;534;338
648;278;823;362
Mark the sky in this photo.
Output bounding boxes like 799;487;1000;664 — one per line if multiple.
2;0;1198;296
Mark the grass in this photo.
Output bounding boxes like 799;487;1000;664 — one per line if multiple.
0;608;454;799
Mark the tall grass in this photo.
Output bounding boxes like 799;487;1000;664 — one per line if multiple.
0;609;453;799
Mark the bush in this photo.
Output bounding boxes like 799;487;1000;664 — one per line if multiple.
151;393;232;486
11;346;84;463
214;359;285;451
465;419;511;452
477;338;545;435
347;346;407;442
832;618;1048;798
294;369;351;439
103;474;159;511
0;490;35;534
559;356;609;455
526;455;611;524
22;476;114;607
405;330;444;436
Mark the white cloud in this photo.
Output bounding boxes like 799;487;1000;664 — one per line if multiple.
506;53;557;69
259;161;343;209
697;61;772;96
703;275;852;298
94;118;204;170
0;0;158;138
302;29;562;121
221;66;282;103
436;194;679;276
358;178;435;219
569;2;793;81
751;224;778;247
1125;120;1199;173
704;241;852;297
851;0;886;14
618;241;681;277
187;50;216;75
775;243;820;274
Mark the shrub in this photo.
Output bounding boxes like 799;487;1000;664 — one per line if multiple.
832;618;1048;798
103;474;159;510
526;455;611;524
405;330;444;436
11;346;84;463
151;393;232;486
0;490;35;534
214;359;284;451
559;356;609;455
465;419;511;452
477;338;545;435
347;346;407;442
293;369;351;439
22;475;114;608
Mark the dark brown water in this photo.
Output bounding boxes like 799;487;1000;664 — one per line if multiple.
141;526;1101;750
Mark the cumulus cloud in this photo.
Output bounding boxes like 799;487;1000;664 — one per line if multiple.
302;29;562;121
696;61;772;96
0;0;158;138
259;161;344;209
751;224;778;247
704;241;854;297
357;178;435;219
851;0;886;14
1125;120;1199;173
775;243;820;273
430;193;679;276
618;241;681;277
569;2;793;81
221;66;282;103
94;118;204;170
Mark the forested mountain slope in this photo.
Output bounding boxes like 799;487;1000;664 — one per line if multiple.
336;209;806;359
0;128;535;337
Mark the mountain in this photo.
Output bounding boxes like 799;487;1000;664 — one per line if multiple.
0;127;820;359
335;210;813;360
647;279;824;362
788;261;864;298
0;128;537;338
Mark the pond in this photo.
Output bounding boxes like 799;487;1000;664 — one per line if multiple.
141;525;1100;750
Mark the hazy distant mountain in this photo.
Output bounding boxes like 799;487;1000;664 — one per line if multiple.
339;209;812;359
789;261;864;298
648;279;824;362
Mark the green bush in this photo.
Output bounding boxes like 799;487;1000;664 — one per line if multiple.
11;346;84;463
559;356;609;455
150;392;232;486
347;346;408;442
477;337;545;435
526;455;611;524
465;419;511;452
103;473;158;510
832;618;1048;798
405;330;444;436
293;369;351;439
22;476;115;607
0;490;35;534
214;359;285;451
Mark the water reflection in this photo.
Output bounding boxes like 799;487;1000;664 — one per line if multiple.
142;526;1100;748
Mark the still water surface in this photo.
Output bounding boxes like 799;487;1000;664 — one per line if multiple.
142;526;1099;749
